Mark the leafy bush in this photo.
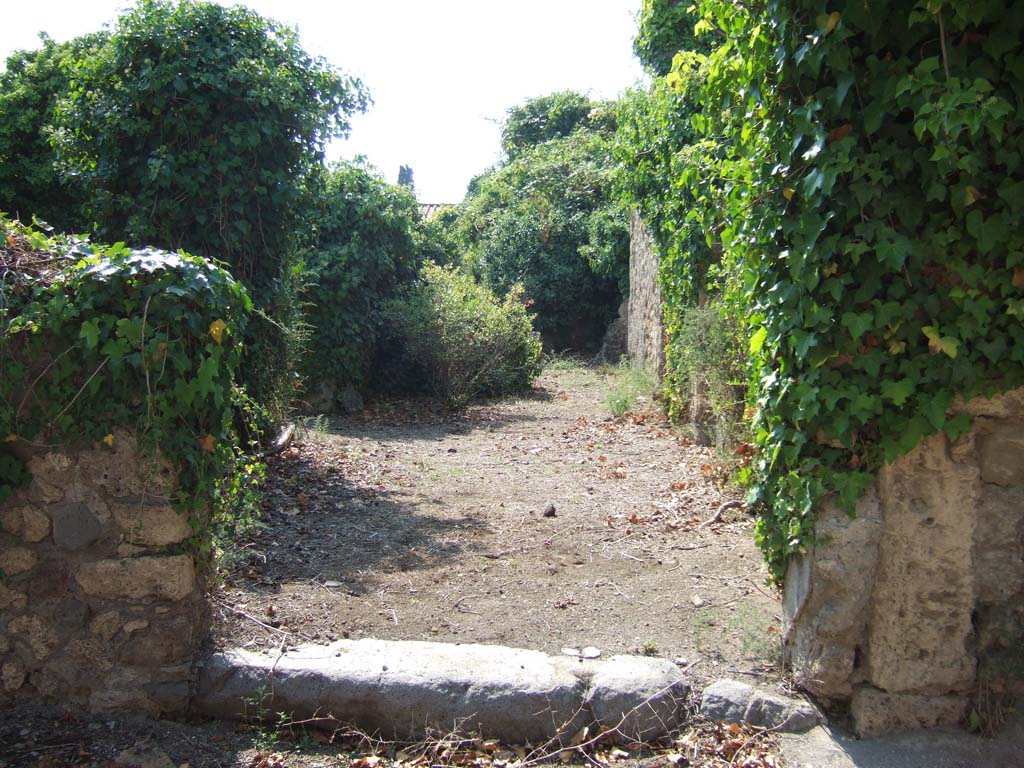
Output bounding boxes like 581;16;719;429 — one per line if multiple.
501;91;597;160
49;0;368;292
302;161;420;394
0;33;107;230
664;304;747;450
381;263;542;407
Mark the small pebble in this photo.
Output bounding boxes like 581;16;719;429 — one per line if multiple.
581;646;602;659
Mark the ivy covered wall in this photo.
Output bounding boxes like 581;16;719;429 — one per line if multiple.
642;0;1024;581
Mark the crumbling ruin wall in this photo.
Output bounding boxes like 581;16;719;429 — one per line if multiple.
784;388;1024;737
0;431;206;715
627;212;664;374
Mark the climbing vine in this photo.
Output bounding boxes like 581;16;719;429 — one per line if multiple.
0;216;257;545
684;0;1024;580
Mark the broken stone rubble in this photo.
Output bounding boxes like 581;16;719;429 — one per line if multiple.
699;678;822;733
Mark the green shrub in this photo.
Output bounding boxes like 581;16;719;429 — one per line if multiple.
455;94;627;352
664;304;747;450
302;160;419;394
381;263;542;407
50;0;368;292
0;33;108;230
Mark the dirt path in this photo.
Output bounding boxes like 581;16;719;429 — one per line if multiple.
213;365;782;691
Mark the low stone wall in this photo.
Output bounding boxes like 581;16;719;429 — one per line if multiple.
783;388;1024;737
0;431;206;715
627;212;664;374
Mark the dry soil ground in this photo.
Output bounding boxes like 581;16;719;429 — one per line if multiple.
212;364;782;690
1;364;787;767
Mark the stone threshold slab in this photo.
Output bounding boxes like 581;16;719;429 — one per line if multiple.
194;639;690;744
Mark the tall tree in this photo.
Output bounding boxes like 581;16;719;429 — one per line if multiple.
397;165;415;192
0;33;108;230
51;0;369;294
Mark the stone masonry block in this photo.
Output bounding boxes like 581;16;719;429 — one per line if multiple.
75;555;196;602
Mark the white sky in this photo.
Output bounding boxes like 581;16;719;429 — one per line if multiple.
2;1;646;203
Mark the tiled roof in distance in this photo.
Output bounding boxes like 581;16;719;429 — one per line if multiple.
418;203;455;220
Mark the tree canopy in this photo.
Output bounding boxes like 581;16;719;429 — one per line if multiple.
48;0;369;293
458;93;627;351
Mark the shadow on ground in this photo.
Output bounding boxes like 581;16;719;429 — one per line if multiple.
781;711;1024;767
220;443;486;597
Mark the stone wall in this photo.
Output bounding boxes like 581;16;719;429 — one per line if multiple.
783;388;1024;737
627;211;664;374
0;430;206;715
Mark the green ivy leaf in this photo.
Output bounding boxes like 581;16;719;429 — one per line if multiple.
922;326;959;358
750;326;768;354
79;319;100;349
841;311;874;341
881;378;915;405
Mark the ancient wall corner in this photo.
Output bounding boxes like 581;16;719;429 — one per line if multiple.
626;211;665;376
784;388;1024;737
0;431;207;716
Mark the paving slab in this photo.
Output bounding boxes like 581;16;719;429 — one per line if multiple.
781;711;1024;768
194;639;689;744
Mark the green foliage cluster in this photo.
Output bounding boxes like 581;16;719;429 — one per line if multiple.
683;0;1024;581
633;0;713;75
615;35;742;442
413;206;461;268
49;0;368;292
0;216;258;543
302;160;420;392
458;93;627;351
665;305;747;449
0;33;107;230
0;0;371;423
381;263;542;408
501;91;601;160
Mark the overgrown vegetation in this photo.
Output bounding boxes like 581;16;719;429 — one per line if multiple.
302;160;420;395
455;92;628;352
0;0;370;423
627;0;1024;581
615;14;742;451
0;216;257;549
664;306;746;450
381;263;542;408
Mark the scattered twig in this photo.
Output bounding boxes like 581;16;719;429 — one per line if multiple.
49;356;109;426
748;577;782;604
698;500;744;530
452;594;483;615
215;597;290;636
